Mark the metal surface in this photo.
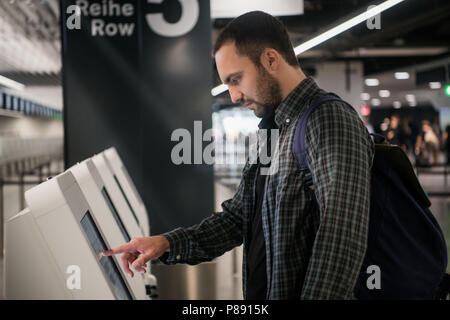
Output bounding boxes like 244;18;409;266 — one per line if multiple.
151;262;217;300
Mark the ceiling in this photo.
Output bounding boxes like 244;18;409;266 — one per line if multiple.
361;56;450;108
0;0;449;111
0;0;62;109
212;0;450;108
0;0;60;75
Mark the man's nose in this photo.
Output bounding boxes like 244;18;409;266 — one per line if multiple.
229;87;244;104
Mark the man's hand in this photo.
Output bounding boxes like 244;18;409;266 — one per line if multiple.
102;236;170;277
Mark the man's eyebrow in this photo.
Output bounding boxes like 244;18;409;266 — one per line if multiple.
224;72;243;85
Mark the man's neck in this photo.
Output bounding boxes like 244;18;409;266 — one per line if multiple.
280;68;307;101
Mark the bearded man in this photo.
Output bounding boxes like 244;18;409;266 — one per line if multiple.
104;11;374;300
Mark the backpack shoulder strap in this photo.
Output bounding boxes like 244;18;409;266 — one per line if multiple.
293;93;350;176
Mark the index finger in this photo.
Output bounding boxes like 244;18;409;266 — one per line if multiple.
102;242;135;256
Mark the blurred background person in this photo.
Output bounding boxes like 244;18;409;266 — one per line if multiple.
442;124;450;165
362;115;375;134
432;116;442;143
416;120;440;165
398;118;412;153
387;114;400;145
432;115;443;162
379;117;390;137
408;115;420;153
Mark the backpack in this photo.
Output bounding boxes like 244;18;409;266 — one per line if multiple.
293;93;449;299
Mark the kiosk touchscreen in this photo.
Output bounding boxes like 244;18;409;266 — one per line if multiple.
103;148;150;236
91;154;143;239
6;171;135;299
69;159;149;299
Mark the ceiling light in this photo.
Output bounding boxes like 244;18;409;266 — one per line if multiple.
211;0;406;96
361;93;370;101
429;82;441;90
379;90;390;98
293;0;406;55
394;72;410;80
406;94;415;102
211;0;303;19
365;79;380;87
361;105;371;116
408;101;417;107
0;74;25;91
211;84;228;97
371;98;381;106
393;101;401;109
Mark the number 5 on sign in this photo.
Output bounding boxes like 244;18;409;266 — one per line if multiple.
146;0;199;37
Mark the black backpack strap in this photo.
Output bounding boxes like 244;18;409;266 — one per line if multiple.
293;93;352;189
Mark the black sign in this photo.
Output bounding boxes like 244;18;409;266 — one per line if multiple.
61;0;213;234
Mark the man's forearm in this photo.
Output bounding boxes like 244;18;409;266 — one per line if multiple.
159;206;244;265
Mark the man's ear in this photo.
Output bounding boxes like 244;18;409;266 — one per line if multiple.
260;48;280;72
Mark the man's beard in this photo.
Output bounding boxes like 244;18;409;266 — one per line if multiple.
250;67;283;118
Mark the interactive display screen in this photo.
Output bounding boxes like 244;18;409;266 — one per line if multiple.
80;211;132;300
113;174;140;225
101;187;131;243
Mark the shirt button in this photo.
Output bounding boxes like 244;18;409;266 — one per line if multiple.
176;255;181;260
285;118;291;124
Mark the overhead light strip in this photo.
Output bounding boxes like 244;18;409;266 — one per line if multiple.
0;74;25;91
211;84;229;97
293;0;406;55
211;0;406;96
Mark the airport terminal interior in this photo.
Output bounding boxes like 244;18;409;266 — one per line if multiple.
0;0;450;300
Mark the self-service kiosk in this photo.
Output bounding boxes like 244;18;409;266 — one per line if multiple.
4;171;143;299
68;159;150;299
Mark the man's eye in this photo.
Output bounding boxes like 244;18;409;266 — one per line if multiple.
231;78;240;85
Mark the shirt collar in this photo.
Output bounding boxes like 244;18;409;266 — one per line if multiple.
274;77;322;128
258;109;277;130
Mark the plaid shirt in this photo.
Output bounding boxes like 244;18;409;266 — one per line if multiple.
160;77;374;299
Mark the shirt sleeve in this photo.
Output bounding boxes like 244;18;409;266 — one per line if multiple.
301;101;375;299
158;167;247;265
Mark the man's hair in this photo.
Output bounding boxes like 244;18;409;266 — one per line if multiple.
213;11;299;68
